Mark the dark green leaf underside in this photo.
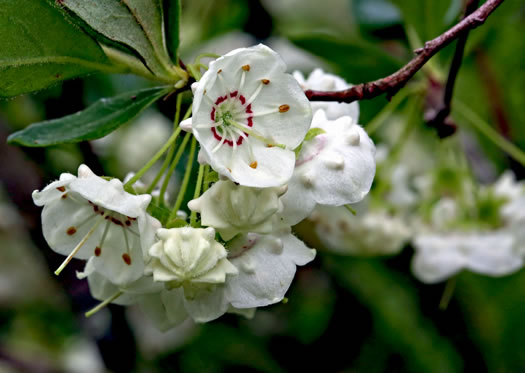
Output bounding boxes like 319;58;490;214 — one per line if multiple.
8;86;170;147
0;0;111;97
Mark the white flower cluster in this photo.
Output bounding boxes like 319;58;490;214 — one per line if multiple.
32;45;376;329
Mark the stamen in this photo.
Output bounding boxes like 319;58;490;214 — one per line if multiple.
238;108;279;119
239;71;246;91
250;161;258;169
242;64;250;71
55;217;105;276
217;73;232;93
195;120;223;129
261;79;270;85
230;120;284;148
212;133;227;153
121;226;132;266
225;126;237;151
85;291;123;318
94;219;111;257
279;104;290;113
246;83;264;106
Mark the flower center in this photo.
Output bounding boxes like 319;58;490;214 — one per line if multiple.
210;91;253;148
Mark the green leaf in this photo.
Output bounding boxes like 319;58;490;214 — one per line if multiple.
163;0;181;63
290;34;403;83
62;0;174;78
0;0;115;98
8;86;170;147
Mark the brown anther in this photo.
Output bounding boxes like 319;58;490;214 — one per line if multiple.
217;69;222;74
125;220;131;226
122;253;132;265
93;205;99;213
94;247;101;256
266;144;274;148
66;227;77;235
261;79;270;85
227;168;232;173
249;161;258;169
242;64;250;71
111;217;123;226
279;104;290;113
56;186;65;192
61;193;68;199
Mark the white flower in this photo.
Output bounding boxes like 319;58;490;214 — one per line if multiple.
143;227;238;323
280;109;376;225
225;228;316;308
293;68;359;121
412;231;524;283
188;44;312;187
187;180;287;240
32;165;159;285
311;205;411;256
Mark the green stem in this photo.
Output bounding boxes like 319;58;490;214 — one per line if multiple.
146;94;184;194
454;100;525;167
439;277;457;310
344;204;357;215
124;127;181;190
202;165;211;193
169;137;198;221
190;163;205;226
159;132;192;205
365;85;420;135
195;52;220;64
85;291;123;318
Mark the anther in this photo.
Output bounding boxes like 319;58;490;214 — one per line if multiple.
94;247;101;256
67;227;77;235
249;161;258;169
122;253;132;265
61;193;68;199
261;79;270;85
242;64;250;71
279;104;290;113
217;69;222;74
56;186;65;192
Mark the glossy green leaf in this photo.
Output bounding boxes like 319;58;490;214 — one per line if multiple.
163;0;181;63
0;0;115;98
291;34;403;83
8;87;170;147
62;0;173;78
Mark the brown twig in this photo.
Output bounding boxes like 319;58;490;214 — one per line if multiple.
305;0;505;104
426;0;480;136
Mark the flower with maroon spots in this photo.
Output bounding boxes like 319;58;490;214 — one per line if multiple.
186;44;312;188
32;164;160;285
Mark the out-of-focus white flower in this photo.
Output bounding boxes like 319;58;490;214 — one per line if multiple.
280;110;376;225
293;68;359;121
33;165;159;285
188;180;287;240
311;205;411;256
412;231;524;283
188;44;312;187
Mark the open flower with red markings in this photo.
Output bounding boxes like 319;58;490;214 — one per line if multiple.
187;44;312;187
32;164;159;285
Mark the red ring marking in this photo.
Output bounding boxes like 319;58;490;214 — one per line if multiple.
210;93;253;147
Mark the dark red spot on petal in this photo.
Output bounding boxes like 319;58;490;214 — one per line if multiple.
67;227;76;235
111;217;123;226
239;95;246;105
230;91;238;98
93;205;99;213
125;220;131;226
122;253;132;265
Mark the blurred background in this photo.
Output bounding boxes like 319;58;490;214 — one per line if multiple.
1;0;525;372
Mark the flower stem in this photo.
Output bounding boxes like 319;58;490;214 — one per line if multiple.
169;137;197;221
202;165;211;193
147;94;184;194
344;204;357;215
439;277;456;310
454;100;525;167
85;291;123;318
159;132;192;205
124;128;181;190
365;84;421;136
190;164;205;226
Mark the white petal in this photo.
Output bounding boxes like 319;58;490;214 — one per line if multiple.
226;231;315;308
